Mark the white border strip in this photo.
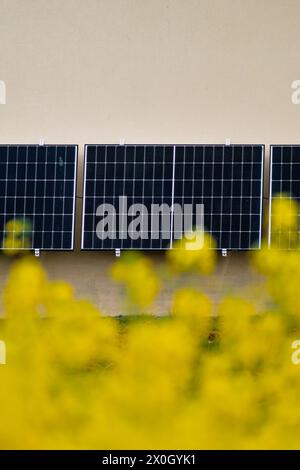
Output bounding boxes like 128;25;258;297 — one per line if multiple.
81;145;88;249
267;146;273;247
169;145;176;249
71;145;78;250
258;145;264;249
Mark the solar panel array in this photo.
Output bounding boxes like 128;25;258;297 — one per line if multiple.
269;145;300;249
0;145;77;251
81;144;264;250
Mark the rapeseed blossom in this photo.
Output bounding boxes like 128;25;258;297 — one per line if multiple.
1;200;300;449
171;288;212;336
167;232;216;275
2;218;31;254
270;195;299;248
111;252;160;310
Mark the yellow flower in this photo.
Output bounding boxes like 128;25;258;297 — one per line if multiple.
218;296;256;342
272;195;298;232
3;256;47;314
1;222;300;450
251;243;281;275
2;218;32;254
270;195;299;248
111;253;160;310
5;218;30;234
171;288;212;336
2;236;24;254
167;232;216;275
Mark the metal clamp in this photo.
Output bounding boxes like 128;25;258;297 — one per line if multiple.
222;249;228;257
119;138;125;146
39;137;45;146
115;249;121;257
34;249;40;257
225;138;231;146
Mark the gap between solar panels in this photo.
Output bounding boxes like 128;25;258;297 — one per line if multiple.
81;144;265;255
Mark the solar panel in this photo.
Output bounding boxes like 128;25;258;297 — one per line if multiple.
81;144;264;251
174;145;264;250
82;145;174;249
269;145;300;248
0;144;77;251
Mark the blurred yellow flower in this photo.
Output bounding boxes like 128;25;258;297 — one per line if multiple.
167;232;216;275
171;288;212;336
3;256;47;314
111;253;160;310
272;195;298;232
1;207;300;449
2;218;32;254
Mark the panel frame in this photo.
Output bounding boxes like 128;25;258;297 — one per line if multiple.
81;144;176;250
81;143;265;251
173;144;265;251
0;143;78;252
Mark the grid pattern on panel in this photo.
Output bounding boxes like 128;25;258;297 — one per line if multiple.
269;145;300;249
173;145;264;250
82;144;264;251
0;145;77;251
82;145;174;249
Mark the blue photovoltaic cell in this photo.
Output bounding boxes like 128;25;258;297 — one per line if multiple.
82;144;264;250
0;145;77;250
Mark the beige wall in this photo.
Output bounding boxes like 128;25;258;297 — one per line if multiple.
0;0;297;312
1;0;300;145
